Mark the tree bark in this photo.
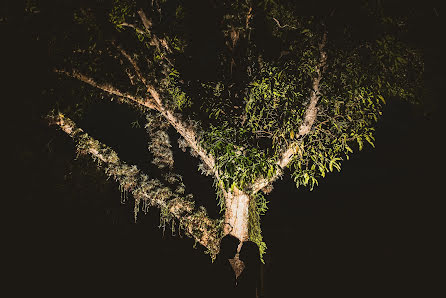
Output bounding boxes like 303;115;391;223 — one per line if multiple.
224;187;251;278
224;187;250;242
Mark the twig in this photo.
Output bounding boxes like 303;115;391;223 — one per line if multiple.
272;17;297;30
114;42;148;86
118;22;146;35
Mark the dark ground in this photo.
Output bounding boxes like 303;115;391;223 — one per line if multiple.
4;2;445;297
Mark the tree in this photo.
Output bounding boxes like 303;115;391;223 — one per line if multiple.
29;0;423;276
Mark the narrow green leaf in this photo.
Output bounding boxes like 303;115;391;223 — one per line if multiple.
377;95;386;104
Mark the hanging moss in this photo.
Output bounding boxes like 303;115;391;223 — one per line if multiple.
248;192;268;263
48;112;221;259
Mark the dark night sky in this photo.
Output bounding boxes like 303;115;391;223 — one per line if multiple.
4;2;445;297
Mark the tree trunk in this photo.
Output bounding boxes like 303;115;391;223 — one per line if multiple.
224;187;250;242
224;187;251;278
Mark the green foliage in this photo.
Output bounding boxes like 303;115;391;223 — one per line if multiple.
165;68;192;110
289;85;384;190
244;62;308;152
109;0;135;26
248;192;268;263
201;122;279;194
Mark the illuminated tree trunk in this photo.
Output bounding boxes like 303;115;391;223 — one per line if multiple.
224;187;251;277
224;187;250;243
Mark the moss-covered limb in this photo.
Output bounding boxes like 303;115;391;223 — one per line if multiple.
47;112;221;259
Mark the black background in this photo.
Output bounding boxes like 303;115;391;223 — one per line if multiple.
4;1;444;297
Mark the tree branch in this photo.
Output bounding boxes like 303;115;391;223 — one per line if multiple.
47;112;221;258
114;43;148;86
54;69;158;110
137;9;172;54
137;9;153;31
251;31;328;193
118;22;146;35
272;17;297;30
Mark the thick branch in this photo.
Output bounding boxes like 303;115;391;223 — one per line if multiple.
251;32;328;193
47;112;221;258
